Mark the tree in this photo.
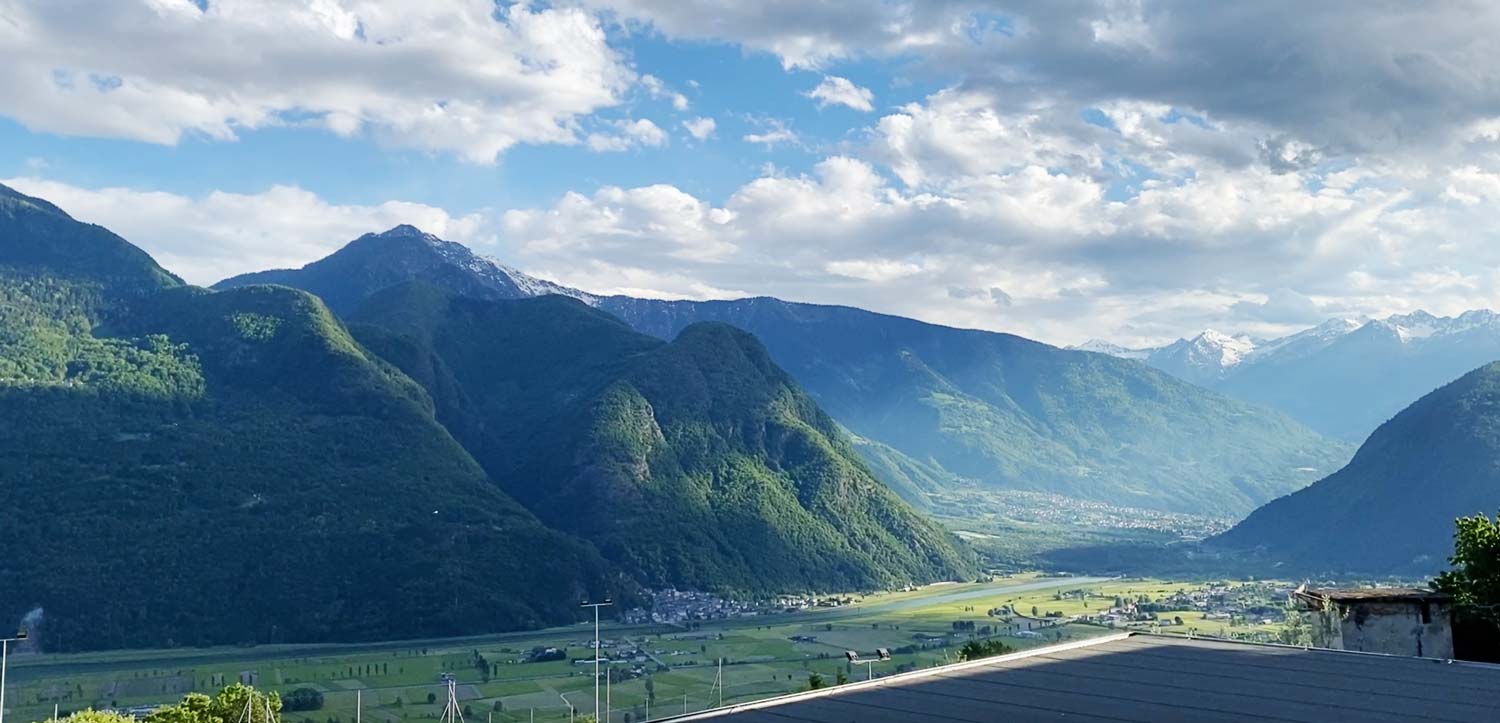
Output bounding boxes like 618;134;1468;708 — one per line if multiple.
54;712;136;723
1435;512;1500;626
1030;606;1038;617
806;672;826;691
426;693;436;705
281;689;324;713
958;640;1013;661
1278;596;1312;647
834;670;848;686
146;685;282;723
645;676;656;705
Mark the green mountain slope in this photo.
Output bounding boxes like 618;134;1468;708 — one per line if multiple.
0;184;610;651
213;228;1351;518
1212;362;1500;574
600;297;1352;517
350;283;977;593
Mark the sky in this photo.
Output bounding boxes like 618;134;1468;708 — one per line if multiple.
4;1;1500;347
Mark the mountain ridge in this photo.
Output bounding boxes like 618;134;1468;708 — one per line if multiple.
1079;310;1500;440
1211;360;1500;574
217;226;1353;518
0;184;615;651
348;282;976;592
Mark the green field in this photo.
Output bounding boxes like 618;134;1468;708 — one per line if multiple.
6;575;1278;723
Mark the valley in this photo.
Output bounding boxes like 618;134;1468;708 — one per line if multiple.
6;574;1306;723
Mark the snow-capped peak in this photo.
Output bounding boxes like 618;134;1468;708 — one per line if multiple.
1370;309;1500;343
1244;317;1363;362
1070;339;1150;359
482;256;600;305
1187;329;1258;368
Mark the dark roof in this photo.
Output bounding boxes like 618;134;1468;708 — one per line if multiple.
663;633;1500;723
1301;587;1452;603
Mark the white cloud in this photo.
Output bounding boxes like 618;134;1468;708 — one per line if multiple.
496;138;1500;346
804;76;874;112
0;0;634;163
10;2;1500;345
871;89;1096;187
1;177;487;285
742;119;798;147
825;258;922;281
585;119;668;152
682;116;717;140
640;74;690;111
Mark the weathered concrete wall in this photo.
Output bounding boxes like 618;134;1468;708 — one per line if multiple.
1333;601;1454;659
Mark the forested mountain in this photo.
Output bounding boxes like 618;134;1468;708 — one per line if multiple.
349;283;975;592
1212;361;1500;574
218;229;1350;518
1082;313;1500;442
0;183;612;651
595;298;1347;517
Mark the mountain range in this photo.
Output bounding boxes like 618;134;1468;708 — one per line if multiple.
1212;360;1500;574
219;227;1351;518
1077;313;1500;441
0;183;971;651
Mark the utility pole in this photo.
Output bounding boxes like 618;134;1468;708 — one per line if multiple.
356;689;361;723
714;658;724;708
1;631;27;723
580;600;612;723
439;676;464;723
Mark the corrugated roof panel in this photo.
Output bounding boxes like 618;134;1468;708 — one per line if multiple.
665;633;1500;723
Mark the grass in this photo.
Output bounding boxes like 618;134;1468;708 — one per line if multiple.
7;575;1282;723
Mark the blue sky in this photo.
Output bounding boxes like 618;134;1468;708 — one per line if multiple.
4;1;1500;346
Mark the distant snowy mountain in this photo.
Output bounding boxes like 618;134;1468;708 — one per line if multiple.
1070;339;1150;360
1083;310;1500;441
1143;330;1260;385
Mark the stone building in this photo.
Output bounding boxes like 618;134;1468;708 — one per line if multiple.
1295;587;1454;659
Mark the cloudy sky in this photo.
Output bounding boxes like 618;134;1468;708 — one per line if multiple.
4;0;1500;346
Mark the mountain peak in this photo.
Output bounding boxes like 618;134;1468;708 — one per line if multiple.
216;226;596;314
369;224;446;246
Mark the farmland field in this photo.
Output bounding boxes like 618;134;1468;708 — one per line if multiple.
5;575;1281;723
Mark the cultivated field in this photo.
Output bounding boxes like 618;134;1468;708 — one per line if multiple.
7;575;1279;723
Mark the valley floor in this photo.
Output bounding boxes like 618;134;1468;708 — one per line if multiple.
6;575;1295;723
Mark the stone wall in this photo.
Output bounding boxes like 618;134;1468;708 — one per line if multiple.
1333;600;1454;659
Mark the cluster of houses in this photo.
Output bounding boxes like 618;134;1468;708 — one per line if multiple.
620;589;855;625
1072;582;1291;633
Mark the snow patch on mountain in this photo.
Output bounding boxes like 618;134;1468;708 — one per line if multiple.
1071;339;1151;359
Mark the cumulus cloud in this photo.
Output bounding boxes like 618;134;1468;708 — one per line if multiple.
12;1;1500;345
497;138;1500;345
804;76;874;111
742;119;798;147
585;119;669;152
587;1;1500;158
682;116;717;140
1;177;487;285
0;0;634;163
641;74;690;111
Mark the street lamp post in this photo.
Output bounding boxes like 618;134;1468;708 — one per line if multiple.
844;648;892;682
580;600;612;723
1;631;29;723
